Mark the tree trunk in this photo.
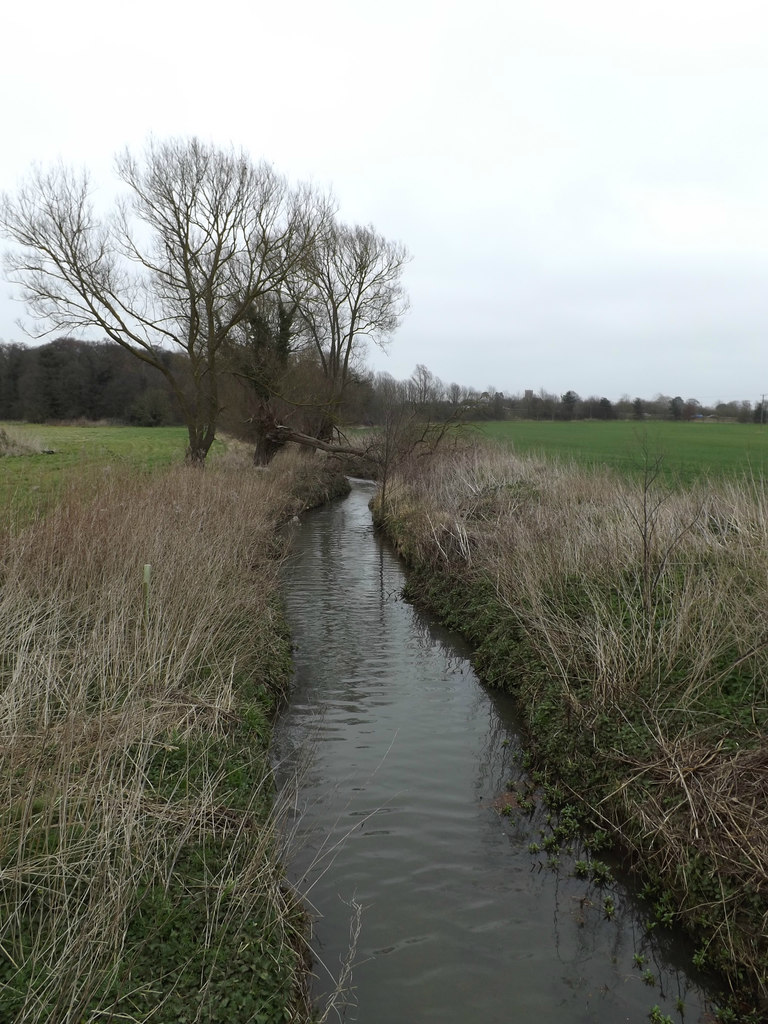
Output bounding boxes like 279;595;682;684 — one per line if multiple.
251;406;286;466
185;424;215;465
253;429;285;466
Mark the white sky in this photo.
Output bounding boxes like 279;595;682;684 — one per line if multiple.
2;0;768;403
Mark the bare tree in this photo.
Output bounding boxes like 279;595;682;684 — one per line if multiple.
408;363;444;410
289;221;409;439
1;137;326;462
446;382;468;407
369;372;466;510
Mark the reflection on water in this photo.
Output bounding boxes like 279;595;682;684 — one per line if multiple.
272;483;715;1024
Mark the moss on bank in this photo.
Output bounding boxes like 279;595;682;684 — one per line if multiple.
373;449;768;1022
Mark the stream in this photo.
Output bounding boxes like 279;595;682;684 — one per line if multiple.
272;481;716;1023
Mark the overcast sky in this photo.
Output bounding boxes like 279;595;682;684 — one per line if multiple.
2;0;768;403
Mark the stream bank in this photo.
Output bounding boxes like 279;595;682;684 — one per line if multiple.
369;445;768;1022
0;447;354;1024
275;482;719;1024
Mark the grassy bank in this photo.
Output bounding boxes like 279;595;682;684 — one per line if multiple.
0;440;348;1022
373;442;768;1020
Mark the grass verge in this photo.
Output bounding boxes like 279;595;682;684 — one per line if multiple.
373;441;768;1021
0;444;349;1022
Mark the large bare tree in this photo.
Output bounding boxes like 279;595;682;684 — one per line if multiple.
1;137;326;462
288;221;409;439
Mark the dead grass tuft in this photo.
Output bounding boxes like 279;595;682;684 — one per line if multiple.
0;425;44;457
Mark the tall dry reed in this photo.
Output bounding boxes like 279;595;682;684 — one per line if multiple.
0;448;326;1022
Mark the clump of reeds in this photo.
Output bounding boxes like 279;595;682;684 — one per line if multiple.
0;425;43;457
0;447;327;1022
376;441;768;1009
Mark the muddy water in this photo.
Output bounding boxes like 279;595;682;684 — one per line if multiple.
272;482;715;1024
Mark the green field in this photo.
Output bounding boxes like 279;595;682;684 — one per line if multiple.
0;424;201;525
476;419;768;482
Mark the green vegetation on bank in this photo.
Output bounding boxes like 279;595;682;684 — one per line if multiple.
476;419;768;483
0;430;349;1022
374;442;768;1021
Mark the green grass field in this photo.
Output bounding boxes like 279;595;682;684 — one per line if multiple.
0;424;203;526
475;419;768;482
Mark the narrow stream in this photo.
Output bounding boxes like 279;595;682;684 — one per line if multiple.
272;482;715;1023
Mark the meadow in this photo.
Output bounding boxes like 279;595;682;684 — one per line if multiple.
476;419;768;482
0;423;197;528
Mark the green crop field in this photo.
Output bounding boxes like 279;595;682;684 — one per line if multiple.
475;419;768;483
0;424;214;526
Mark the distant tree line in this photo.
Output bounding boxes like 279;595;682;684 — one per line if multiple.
2;340;765;431
0;338;182;425
508;390;763;423
359;370;766;426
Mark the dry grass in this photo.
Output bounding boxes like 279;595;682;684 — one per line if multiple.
0;447;333;1022
377;441;768;1008
0;425;44;457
